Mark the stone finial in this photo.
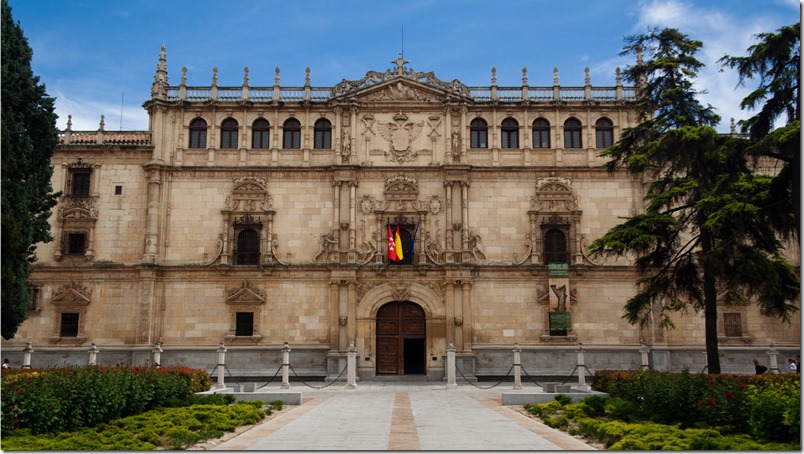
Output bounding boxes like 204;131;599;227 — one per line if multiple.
243;66;249;86
305;67;311;86
636;46;643;65
392;53;409;75
522;67;528;85
181;66;187;85
615;67;621;86
150;44;169;98
66;115;73;131
584;67;590;86
99;115;105;131
274;66;280;85
730;117;736;134
212;67;218;86
491;66;497;85
553;67;559;86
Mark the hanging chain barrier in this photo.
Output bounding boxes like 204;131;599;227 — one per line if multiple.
290;363;348;389
256;364;284;388
558;364;594;386
456;364;514;389
518;365;545;388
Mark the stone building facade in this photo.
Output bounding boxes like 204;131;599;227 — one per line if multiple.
3;47;799;379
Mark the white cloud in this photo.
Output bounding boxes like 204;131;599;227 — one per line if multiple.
54;90;149;131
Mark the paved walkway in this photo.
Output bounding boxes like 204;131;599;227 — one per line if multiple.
213;381;597;451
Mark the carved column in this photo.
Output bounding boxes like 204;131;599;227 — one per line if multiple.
350;107;358;163
346;280;358;348
334;107;343;164
333;180;342;259
348;180;358;261
329;281;340;352
444;181;454;261
265;212;275;263
141;166;163;263
461;281;473;352
461;181;470;262
445;281;455;348
528;210;540;264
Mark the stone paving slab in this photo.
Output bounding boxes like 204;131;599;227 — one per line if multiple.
213;381;598;451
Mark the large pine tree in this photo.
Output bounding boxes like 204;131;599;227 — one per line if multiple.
1;0;60;339
590;28;799;374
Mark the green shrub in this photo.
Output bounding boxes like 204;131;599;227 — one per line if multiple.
1;366;212;434
554;393;572;406
745;380;801;443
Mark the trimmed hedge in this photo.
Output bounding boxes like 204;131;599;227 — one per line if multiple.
1;366;212;435
591;369;800;443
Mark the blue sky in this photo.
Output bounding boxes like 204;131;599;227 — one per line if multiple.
7;0;800;132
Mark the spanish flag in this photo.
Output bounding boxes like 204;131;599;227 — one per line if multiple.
387;225;398;262
394;225;404;261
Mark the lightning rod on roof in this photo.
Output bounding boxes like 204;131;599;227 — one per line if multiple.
401;25;404;59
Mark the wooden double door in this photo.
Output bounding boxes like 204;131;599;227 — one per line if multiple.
376;301;426;375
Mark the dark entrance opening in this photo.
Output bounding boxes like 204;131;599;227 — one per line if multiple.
403;339;425;374
376;301;426;375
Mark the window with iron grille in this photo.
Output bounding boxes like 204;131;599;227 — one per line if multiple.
544;229;568;264
724;313;742;337
220;118;239;148
235;228;260;265
67;232;87;255
235;312;254;336
70;170;91;197
314;119;332;149
60;313;79;337
470;118;488;148
252;119;270;149
283;119;301;149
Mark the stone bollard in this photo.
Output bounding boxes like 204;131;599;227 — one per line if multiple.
576;342;589;390
346;340;357;389
446;343;457;389
152;341;163;368
281;342;291;389
767;343;780;374
215;343;227;389
88;343;99;366
639;343;650;370
513;343;522;390
22;342;34;369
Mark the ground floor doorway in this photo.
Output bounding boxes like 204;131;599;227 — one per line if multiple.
376;301;426;375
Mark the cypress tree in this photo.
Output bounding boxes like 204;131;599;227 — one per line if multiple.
1;0;60;339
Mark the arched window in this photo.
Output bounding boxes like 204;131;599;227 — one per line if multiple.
470;118;488;148
220;118;239;149
544;229;568;264
189;118;207;148
252;118;270;149
314;118;332;149
532;119;550;148
283;118;301;149
235;229;260;265
501;118;519;148
563;118;582;148
595;118;614;148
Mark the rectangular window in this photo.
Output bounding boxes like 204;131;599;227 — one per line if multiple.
564;130;582;148
235;312;254;336
314;130;331;149
114;185;122;195
252;130;270;149
724;313;742;337
470;130;487;148
60;313;79;337
71;171;91;196
533;130;550;148
596;130;613;148
67;232;87;255
501;132;518;148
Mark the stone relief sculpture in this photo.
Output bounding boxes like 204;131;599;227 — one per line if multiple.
468;231;487;261
313;232;338;261
376;112;425;163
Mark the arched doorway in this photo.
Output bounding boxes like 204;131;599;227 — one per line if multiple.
376;301;426;375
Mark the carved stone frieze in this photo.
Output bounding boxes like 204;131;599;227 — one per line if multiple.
376;113;425;164
225;280;266;305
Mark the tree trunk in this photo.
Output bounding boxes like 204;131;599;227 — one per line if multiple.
702;233;721;374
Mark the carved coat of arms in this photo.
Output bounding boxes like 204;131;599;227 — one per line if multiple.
377;112;424;163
